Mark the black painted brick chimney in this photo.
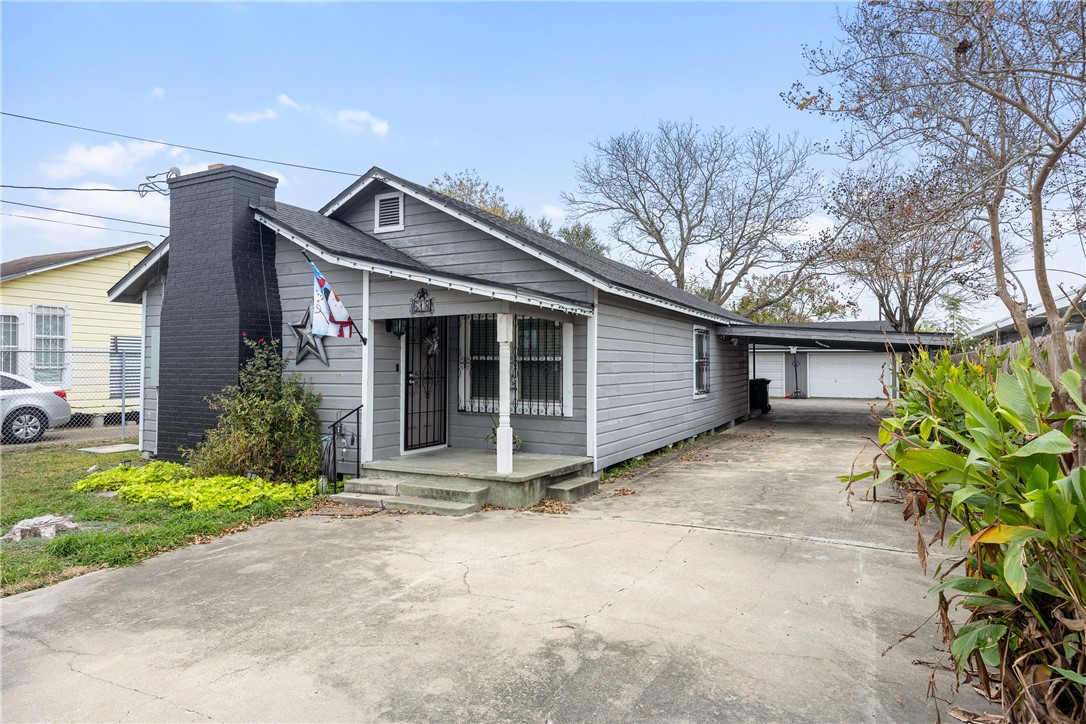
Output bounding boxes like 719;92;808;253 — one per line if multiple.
157;165;281;461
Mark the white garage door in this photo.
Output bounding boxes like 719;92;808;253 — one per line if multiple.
808;352;892;398
749;352;787;397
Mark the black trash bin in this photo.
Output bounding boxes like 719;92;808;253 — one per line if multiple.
749;378;772;414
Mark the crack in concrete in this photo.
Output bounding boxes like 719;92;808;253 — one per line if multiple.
574;515;955;559
60;662;218;723
591;526;693;619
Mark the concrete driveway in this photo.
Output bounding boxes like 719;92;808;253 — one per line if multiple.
1;399;992;723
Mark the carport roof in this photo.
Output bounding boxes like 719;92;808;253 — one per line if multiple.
715;321;951;352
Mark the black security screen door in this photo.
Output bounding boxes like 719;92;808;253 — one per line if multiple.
404;318;448;450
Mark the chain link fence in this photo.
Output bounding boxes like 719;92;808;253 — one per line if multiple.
1;346;140;447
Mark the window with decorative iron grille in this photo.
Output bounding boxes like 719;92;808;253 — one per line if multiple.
694;327;710;396
459;314;566;416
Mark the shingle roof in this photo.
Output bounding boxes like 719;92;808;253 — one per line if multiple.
344;168;749;323
778;320;906;333
251;201;429;272
1;242;152;282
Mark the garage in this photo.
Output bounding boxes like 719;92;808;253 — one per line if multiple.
749;352;787;397
807;352;893;399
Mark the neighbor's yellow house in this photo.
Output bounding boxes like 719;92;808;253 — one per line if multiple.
0;242;154;414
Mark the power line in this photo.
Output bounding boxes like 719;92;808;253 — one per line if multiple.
1;200;169;228
1;212;166;237
2;111;361;177
1;184;144;193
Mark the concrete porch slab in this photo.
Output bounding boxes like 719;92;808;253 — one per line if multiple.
363;448;592;484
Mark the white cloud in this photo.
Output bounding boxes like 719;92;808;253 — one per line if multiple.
277;93;304;111
150;86;165;99
334;109;389;137
39;141;167;180
227;108;278;124
542;205;565;221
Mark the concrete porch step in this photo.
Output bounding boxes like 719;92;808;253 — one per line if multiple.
397;480;489;505
329;492;480;516
343;478;399;495
384;496;480;516
329;492;385;508
545;475;599;503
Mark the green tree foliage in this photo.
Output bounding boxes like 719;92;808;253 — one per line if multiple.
730;274;858;324
187;338;322;484
848;347;1085;721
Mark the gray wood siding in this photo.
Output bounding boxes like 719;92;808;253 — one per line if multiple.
370;276;513;320
371;327;401;461
141;275;164;455
596;293;749;469
445;315;588;457
276;239;367;468
339;190;592;302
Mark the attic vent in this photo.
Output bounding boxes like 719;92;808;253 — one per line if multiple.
374;192;404;232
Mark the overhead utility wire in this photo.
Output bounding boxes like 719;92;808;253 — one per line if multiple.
1;200;169;228
2;184;145;193
2;111;360;177
1;212;166;237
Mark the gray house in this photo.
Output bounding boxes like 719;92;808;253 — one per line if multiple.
110;164;938;512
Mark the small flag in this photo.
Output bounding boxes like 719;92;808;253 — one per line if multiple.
310;261;354;338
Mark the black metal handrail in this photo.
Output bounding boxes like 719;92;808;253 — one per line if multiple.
329;404;364;489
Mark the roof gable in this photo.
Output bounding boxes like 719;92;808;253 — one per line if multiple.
321;167;749;325
1;242;154;282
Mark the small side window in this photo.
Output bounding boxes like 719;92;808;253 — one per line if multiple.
693;328;710;396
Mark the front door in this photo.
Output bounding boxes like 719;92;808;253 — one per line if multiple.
404;318;447;451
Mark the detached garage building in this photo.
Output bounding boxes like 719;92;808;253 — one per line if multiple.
739;321;946;399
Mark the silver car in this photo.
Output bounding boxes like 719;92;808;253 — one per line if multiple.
1;372;73;444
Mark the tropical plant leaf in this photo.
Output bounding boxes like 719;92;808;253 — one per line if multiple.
928;576;999;595
946;381;1001;439
1050;666;1086;685
951;622;1007;672
1009;430;1074;458
899;447;968;474
1002;539;1028;596
996;371;1039;435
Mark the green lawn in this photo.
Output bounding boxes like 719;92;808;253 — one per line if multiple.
1;445;318;596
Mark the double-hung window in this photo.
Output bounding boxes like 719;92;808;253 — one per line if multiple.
33;306;67;384
459;314;572;417
693;327;710;396
0;314;18;374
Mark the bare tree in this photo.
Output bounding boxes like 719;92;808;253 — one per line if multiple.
562;121;827;310
789;0;1086;381
826;163;994;332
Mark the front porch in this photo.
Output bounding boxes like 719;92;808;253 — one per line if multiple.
331;447;597;514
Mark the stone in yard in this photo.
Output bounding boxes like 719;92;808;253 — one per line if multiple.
93;491;118;499
2;515;81;542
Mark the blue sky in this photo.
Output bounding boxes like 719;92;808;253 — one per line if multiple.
2;1;1068;325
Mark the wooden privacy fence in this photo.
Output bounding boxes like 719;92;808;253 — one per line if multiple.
951;330;1082;369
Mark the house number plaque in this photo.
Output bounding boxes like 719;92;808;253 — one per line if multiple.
411;288;435;316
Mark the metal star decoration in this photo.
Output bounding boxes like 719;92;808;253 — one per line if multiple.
290;306;329;365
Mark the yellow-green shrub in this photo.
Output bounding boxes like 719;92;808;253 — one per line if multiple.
75;463;316;511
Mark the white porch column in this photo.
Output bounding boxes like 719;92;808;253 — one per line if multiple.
496;312;514;474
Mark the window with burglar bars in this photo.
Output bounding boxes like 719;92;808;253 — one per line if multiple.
459;314;565;416
33;306;67;384
109;336;141;399
693;328;710;396
0;315;18;374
